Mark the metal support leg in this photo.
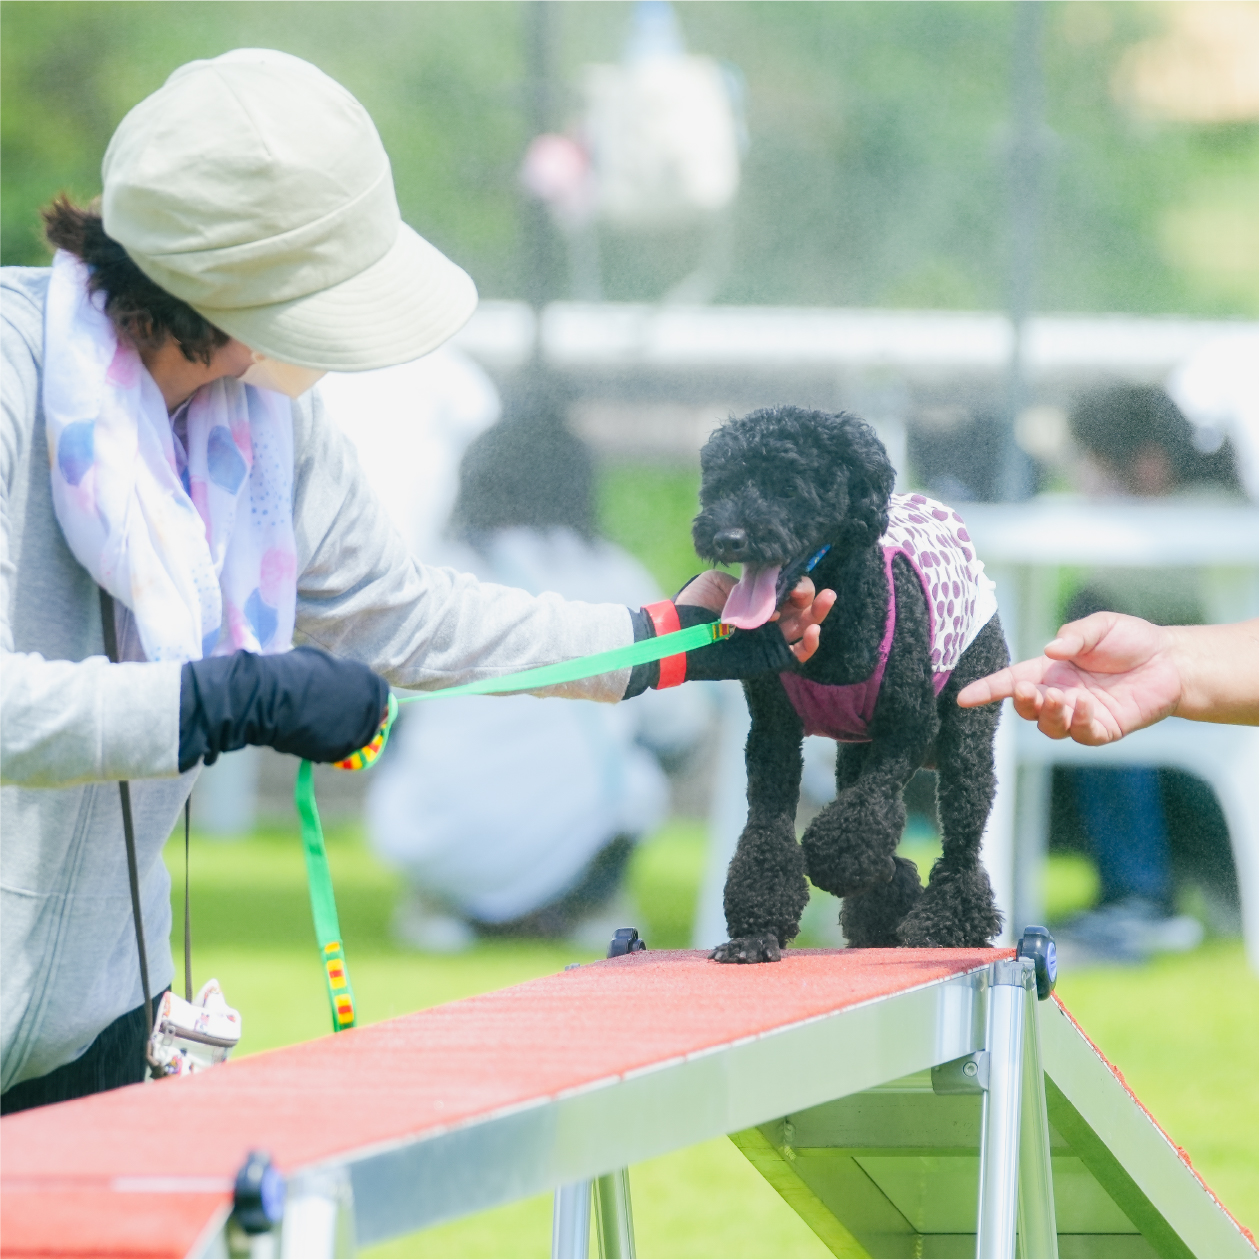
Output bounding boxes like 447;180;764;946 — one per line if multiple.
593;1169;636;1259
279;1167;355;1259
976;958;1033;1259
552;1181;592;1260
1017;984;1058;1258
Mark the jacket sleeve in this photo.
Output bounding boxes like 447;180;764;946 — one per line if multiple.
0;276;181;788
290;390;636;702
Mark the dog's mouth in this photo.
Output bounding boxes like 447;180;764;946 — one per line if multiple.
719;544;833;630
720;563;782;629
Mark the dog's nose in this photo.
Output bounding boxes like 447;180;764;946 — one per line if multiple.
713;528;749;561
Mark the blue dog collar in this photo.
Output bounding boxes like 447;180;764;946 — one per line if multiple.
774;544;831;605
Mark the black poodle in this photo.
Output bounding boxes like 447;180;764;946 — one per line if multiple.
693;406;1010;960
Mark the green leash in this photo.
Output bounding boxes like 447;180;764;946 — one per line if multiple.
294;757;358;1031
295;621;730;1032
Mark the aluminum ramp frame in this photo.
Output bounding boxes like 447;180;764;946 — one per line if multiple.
730;987;1251;1258
0;949;1252;1259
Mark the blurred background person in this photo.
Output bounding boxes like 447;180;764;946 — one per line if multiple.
193;346;501;835
1049;383;1247;963
366;391;708;951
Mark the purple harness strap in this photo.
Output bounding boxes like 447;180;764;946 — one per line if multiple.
779;544;951;744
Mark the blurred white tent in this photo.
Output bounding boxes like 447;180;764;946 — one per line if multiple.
584;1;740;230
319;348;502;560
584;58;738;226
1167;329;1259;500
519;1;743;303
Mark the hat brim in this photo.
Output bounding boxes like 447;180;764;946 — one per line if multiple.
193;224;479;371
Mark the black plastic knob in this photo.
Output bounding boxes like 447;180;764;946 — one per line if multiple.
232;1149;285;1235
1017;926;1058;1001
608;927;647;958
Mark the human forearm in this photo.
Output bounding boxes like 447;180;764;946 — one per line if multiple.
1169;620;1259;726
291;396;637;701
0;651;181;787
958;611;1257;745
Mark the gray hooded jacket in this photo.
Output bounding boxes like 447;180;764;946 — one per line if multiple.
0;267;633;1091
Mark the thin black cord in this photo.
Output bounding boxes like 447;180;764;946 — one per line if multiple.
116;780;156;1035
184;797;192;1003
100;590;166;1077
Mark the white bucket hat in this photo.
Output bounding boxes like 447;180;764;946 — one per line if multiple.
101;49;477;371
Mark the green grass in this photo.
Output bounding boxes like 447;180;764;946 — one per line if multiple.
598;464;706;595
168;818;1258;1255
1054;941;1259;1234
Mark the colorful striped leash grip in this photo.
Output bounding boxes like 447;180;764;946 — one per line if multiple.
333;692;399;772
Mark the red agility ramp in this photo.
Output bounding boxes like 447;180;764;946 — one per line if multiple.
1;948;1253;1259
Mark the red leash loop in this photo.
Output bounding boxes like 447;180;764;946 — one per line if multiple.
643;600;686;688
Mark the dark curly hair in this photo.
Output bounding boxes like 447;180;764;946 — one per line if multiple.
41;194;229;366
1070;383;1242;494
448;382;596;545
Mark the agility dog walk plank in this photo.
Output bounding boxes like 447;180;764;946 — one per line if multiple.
1;949;1252;1259
730;992;1256;1258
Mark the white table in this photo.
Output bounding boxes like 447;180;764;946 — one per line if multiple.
963;498;1259;956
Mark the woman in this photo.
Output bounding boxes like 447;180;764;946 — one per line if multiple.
0;50;832;1111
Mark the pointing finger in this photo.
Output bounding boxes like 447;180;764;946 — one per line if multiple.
959;667;1016;708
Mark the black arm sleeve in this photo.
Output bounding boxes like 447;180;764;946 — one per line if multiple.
623;607;658;699
179;647;389;772
621;603;795;699
674;605;794;681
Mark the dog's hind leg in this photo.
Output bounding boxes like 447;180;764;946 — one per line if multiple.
712;675;808;964
898;615;1008;948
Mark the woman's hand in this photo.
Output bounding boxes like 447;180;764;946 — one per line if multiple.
676;572;836;664
179;647;390;771
956;612;1259;744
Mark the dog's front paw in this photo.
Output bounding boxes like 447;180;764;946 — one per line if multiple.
841;855;924;947
805;839;896;898
801;801;904;898
710;932;783;964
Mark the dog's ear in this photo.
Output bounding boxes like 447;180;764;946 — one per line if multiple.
830;413;894;547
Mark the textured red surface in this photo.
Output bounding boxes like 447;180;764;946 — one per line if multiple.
1;947;1002;1258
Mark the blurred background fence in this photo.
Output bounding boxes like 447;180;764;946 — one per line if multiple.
5;1;1255;502
4;1;1257;316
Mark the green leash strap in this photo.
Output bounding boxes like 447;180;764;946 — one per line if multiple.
295;758;357;1031
297;621;731;1033
397;620;730;705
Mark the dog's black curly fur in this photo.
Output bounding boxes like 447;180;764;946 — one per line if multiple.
693;406;1010;960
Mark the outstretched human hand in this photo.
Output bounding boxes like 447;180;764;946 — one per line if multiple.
677;573;836;664
957;612;1259;745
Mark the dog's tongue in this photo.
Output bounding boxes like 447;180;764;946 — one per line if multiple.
720;563;782;629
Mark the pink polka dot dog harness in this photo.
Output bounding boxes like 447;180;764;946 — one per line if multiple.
779;493;998;743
